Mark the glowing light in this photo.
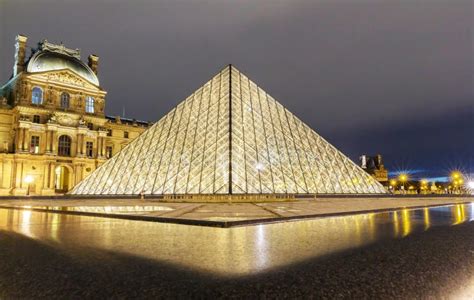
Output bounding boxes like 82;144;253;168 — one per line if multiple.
255;162;264;171
401;209;411;237
451;171;461;179
390;179;397;186
24;175;34;184
398;174;408;182
468;181;474;189
423;208;430;230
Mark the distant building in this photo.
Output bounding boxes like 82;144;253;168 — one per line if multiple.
360;154;388;184
0;35;149;195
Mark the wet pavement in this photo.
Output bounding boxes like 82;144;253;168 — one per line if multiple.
0;203;472;298
0;196;471;225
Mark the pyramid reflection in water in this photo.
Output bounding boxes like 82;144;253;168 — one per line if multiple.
71;65;386;196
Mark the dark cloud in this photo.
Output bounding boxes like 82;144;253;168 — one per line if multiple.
1;0;472;176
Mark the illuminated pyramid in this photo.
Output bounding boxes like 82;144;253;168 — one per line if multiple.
71;65;386;196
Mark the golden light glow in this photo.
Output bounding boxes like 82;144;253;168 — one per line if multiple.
401;209;411;237
453;204;466;225
393;211;399;236
451;171;461;180
398;174;408;182
423;208;430;230
24;175;34;184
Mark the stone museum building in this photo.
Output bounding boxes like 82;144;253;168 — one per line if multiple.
0;35;149;195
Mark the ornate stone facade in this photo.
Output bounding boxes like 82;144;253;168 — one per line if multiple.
0;35;149;195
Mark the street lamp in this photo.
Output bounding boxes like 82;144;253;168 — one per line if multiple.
389;179;397;193
450;171;464;194
451;171;461;180
398;174;408;193
24;175;34;196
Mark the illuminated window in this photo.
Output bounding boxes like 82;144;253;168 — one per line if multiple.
58;135;71;156
33;115;40;123
85;96;94;113
32;87;43;105
86;141;93;157
106;146;113;158
124;131;129;138
60;92;70;109
30;136;40;154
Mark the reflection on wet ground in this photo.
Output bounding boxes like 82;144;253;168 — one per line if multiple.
1;197;471;224
0;203;472;276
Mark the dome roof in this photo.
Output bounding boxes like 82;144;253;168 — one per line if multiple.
26;50;99;86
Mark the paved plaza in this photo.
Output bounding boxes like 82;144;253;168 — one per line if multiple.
0;196;471;226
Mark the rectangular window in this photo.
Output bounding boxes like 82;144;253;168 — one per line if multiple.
86;141;93;157
33;115;40;123
85;96;95;113
124;131;129;139
107;129;112;136
106;146;113;158
30;136;40;154
87;123;94;130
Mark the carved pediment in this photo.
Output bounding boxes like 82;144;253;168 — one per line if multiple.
29;70;98;89
46;70;95;88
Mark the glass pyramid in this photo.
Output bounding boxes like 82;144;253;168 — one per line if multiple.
71;65;386;195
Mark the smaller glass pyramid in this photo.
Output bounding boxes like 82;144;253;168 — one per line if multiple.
71;65;386;195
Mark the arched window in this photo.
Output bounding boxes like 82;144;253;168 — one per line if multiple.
58;135;72;156
85;96;94;113
32;87;43;105
60;92;70;109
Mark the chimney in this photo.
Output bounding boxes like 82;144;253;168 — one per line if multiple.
13;34;28;76
88;54;99;74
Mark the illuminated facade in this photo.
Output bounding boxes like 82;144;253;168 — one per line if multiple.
360;154;388;184
72;65;386;197
0;35;149;195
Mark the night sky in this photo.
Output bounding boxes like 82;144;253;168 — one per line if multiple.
1;0;472;180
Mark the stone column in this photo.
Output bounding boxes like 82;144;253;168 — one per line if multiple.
97;137;102;157
82;137;87;156
51;131;58;154
77;134;83;156
16;128;23;152
45;130;51;153
0;159;3;189
22;128;29;152
73;163;84;185
42;163;49;189
49;162;56;190
15;161;24;189
102;137;107;158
